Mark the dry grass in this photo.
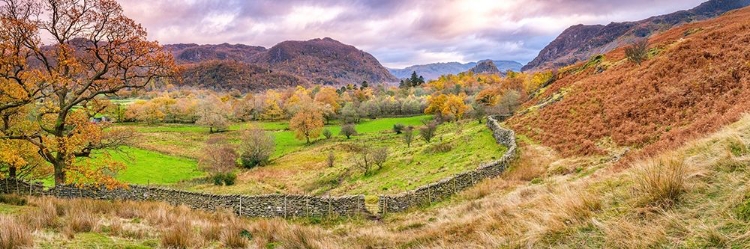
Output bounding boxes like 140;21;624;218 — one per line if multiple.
633;155;687;208
0;215;33;249
161;220;201;249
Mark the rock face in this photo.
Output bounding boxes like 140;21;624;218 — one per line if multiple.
467;60;502;75
522;0;750;71
165;38;397;92
390;60;522;80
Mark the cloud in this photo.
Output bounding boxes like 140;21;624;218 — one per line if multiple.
117;0;706;68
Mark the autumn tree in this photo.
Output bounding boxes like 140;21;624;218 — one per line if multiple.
289;105;324;144
340;102;360;124
0;0;173;186
239;128;274;168
196;95;231;133
441;94;469;120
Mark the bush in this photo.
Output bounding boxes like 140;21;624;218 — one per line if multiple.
322;129;333;139
625;39;649;65
212;172;237;186
403;126;415;147
340;124;357;139
372;147;388;169
0;194;27;206
0;216;33;249
327;151;335;168
393;124;405;134
239;128;275;168
419;122;438;143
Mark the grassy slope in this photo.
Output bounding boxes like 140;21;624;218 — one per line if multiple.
108;147;205;185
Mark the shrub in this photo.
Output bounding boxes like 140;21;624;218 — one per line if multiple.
340;124;357;139
625;39;649;65
212;172;237;186
0;194;27;206
326;151;335;168
419;122;438;143
372;147;388;169
239;128;275;168
393;124;405;134
403;126;415;147
634;156;686;208
322;129;333;139
0;216;33;249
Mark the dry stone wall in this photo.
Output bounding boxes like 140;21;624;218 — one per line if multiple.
0;115;516;218
378;115;517;215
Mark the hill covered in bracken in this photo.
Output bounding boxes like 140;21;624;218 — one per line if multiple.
166;38;396;92
508;6;750;160
522;0;750;71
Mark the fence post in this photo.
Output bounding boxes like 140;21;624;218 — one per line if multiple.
238;196;242;217
283;195;287;219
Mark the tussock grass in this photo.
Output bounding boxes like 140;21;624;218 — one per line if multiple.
0;215;33;249
633;155;687;208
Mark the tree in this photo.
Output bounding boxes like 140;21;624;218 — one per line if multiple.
199;136;237;186
420;122;438;143
340;124;357;139
340;102;360;124
441;94;469;120
322;129;333;139
239;128;274;168
372;147;388;170
409;71;421;87
289;105;324;144
403;126;415;147
470;103;486;124
196;96;231;133
0;0;174;186
625;39;649;65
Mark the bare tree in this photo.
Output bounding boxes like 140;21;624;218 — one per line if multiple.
372;147;388;170
239;128;275;168
625;39;649;65
199;136;238;185
420;122;438;143
326;151;335;168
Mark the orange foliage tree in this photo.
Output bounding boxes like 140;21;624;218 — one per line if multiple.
0;0;174;186
289;105;324;144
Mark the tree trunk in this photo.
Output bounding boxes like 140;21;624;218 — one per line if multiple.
54;162;66;186
8;166;16;178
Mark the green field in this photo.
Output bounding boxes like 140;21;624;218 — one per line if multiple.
109;115;505;195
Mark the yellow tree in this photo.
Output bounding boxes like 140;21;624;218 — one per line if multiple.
0;0;174;186
314;86;340;112
289;105;324;144
442;94;470;120
424;94;448;115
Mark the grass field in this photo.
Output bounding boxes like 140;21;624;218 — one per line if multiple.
110;115;505;195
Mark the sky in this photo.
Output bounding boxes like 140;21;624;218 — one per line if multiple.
118;0;706;68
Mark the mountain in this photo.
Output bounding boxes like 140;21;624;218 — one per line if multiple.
467;60;502;74
165;38;397;91
248;37;397;85
522;0;750;71
389;60;522;80
509;5;750;159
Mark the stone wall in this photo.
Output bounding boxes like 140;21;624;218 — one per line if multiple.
378;115;517;215
0;115;516;219
0;178;367;218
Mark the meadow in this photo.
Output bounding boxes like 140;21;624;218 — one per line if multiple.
110;115;506;196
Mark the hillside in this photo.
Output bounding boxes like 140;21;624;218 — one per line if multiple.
390;60;522;80
522;0;750;71
179;60;307;92
509;6;750;160
166;38;396;91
